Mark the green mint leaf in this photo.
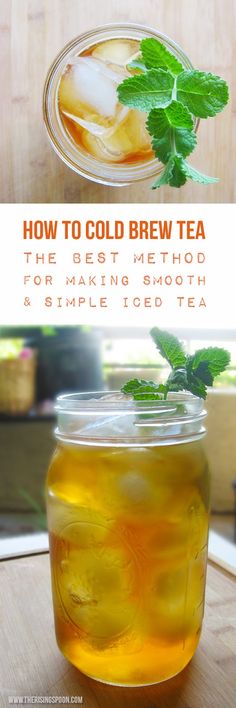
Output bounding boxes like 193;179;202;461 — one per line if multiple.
121;378;164;400
166;368;188;392
150;328;186;368
148;101;194;133
152;125;197;164
177;70;229;118
188;347;230;380
152;154;218;189
148;102;197;163
179;159;219;184
187;357;214;387
185;347;230;398
190;361;214;386
122;378;158;393
187;376;208;399
133;388;161;400
170;131;197;159
152;155;188;189
121;378;149;393
141;38;184;76
151;158;174;189
168;367;207;398
117;69;174;111
168;155;187;187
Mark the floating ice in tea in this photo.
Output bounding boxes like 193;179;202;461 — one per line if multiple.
58;39;153;164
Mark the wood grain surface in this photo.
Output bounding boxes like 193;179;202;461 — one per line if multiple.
0;553;235;707
0;0;235;204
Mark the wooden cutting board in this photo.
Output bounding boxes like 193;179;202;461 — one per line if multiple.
0;553;235;707
0;0;235;203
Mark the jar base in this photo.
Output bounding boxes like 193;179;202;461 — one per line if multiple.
57;635;198;687
76;666;189;688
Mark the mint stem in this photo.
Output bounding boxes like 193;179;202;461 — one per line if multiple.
171;78;177;155
172;76;177;101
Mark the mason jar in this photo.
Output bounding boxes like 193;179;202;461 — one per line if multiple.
43;23;195;186
46;391;209;686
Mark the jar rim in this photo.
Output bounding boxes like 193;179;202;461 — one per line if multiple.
55;391;207;446
55;390;204;414
43;23;198;186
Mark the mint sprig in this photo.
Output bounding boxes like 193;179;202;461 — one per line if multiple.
117;38;229;189
121;328;230;400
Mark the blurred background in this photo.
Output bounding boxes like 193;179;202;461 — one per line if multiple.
0;325;235;545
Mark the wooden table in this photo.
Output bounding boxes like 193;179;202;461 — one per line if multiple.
0;0;235;203
0;552;235;707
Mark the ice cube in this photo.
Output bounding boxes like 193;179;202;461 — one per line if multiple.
59;57;121;122
61;111;111;136
119;472;156;506
117;472;171;520
148;520;190;571
148;555;207;640
67;598;135;649
92;39;140;67
61;102;129;143
47;495;110;539
99;392;131;401
56;542;137;648
81;109;152;162
59;52;152;162
147;565;188;640
61;518;110;548
70;55;124;83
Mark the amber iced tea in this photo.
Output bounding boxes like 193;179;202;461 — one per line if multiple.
47;395;209;686
58;38;153;165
